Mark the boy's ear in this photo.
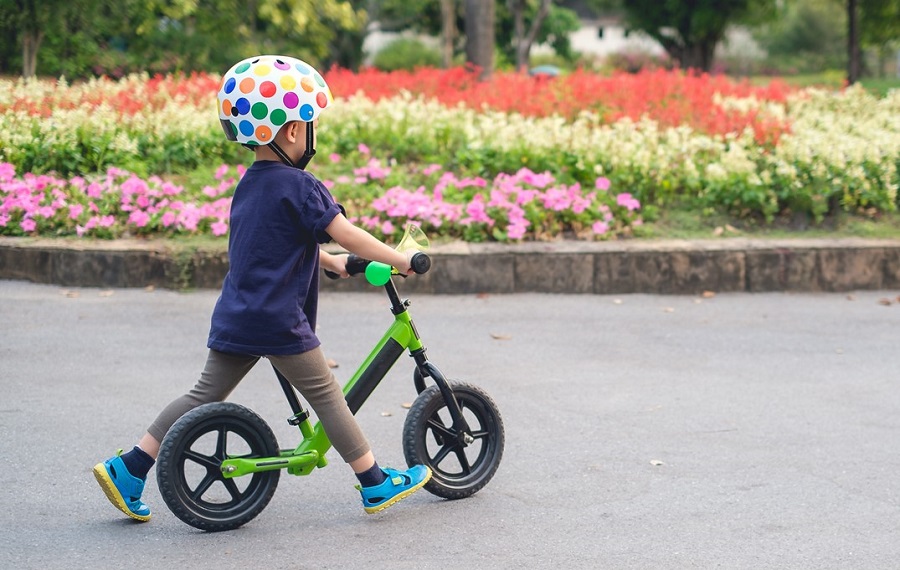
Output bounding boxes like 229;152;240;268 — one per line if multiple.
281;121;301;143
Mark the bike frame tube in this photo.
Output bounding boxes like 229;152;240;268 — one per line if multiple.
265;308;420;472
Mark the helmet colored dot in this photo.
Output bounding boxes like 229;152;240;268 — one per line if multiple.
239;120;254;136
270;108;287;126
239;78;255;94
295;63;310;74
280;75;297;91
256;125;272;142
274;59;290;71
223;77;236;94
234;98;251;115
251;102;268;120
299;104;314;121
222;98;233;116
234;62;251;74
283;92;299;109
254;64;272;76
259;81;276;98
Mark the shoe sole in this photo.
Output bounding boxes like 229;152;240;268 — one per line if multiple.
364;467;433;514
92;463;151;522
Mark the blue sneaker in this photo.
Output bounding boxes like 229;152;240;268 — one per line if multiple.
92;451;151;521
357;465;432;514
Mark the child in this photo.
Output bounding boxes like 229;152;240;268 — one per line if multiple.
93;55;431;522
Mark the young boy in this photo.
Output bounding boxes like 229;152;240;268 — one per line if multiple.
93;55;431;522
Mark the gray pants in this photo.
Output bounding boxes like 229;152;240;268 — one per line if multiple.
148;347;370;463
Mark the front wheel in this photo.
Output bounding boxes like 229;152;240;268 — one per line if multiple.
403;381;504;500
156;402;280;532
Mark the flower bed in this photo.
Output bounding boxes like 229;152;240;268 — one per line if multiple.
1;67;898;242
0;160;639;241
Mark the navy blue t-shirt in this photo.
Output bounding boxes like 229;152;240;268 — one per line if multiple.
208;161;343;355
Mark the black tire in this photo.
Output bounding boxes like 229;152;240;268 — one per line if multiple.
156;402;280;532
403;382;504;500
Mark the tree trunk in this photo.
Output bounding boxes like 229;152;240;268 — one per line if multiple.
658;35;717;72
510;0;551;72
465;0;495;80
847;0;862;84
22;29;43;77
440;0;456;68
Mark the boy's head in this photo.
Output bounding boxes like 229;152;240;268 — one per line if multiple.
217;55;333;169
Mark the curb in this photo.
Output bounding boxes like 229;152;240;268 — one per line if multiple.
2;236;900;295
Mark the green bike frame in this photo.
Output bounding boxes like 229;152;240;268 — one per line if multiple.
219;262;466;480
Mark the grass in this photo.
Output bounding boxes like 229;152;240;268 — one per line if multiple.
638;207;900;241
751;71;900;95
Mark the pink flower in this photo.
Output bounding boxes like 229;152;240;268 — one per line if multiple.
381;220;395;235
215;165;229;180
236;165;248;178
160;211;176;227
592;221;609;235
99;215;116;228
0;163;15;182
616;193;641;211
322;180;335;189
423;164;442;176
329;153;341;163
211;220;229;236
358;143;370;155
0;214;8;227
595;177;611;191
20;218;36;232
128;210;150;227
86;183;102;199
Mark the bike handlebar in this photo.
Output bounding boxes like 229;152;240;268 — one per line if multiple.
324;252;431;280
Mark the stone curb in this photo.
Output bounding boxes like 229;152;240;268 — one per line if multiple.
2;236;900;295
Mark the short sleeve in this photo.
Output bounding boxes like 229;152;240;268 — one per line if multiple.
300;179;344;244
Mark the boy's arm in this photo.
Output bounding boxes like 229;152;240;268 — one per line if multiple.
324;214;411;274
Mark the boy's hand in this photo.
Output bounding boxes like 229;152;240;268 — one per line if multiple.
396;250;416;276
321;251;350;278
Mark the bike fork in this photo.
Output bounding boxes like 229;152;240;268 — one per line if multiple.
412;350;474;445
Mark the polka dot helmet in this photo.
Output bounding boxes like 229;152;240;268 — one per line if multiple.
217;55;333;146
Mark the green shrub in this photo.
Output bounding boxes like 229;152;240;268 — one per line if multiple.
372;38;442;72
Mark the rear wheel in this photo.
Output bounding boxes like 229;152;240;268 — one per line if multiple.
403;382;504;499
156;402;280;532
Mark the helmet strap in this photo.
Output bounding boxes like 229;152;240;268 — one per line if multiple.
268;122;316;171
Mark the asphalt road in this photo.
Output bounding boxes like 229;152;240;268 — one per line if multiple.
1;280;899;569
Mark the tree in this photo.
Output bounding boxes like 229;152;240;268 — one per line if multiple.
848;0;862;82
496;2;581;68
852;0;900;81
508;0;551;71
753;0;846;74
465;0;496;78
587;0;776;72
440;0;458;67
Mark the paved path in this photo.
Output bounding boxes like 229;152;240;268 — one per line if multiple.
1;280;899;568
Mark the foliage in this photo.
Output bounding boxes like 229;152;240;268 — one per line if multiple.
0;0;368;79
753;0;847;74
372;38;442;71
494;1;582;64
